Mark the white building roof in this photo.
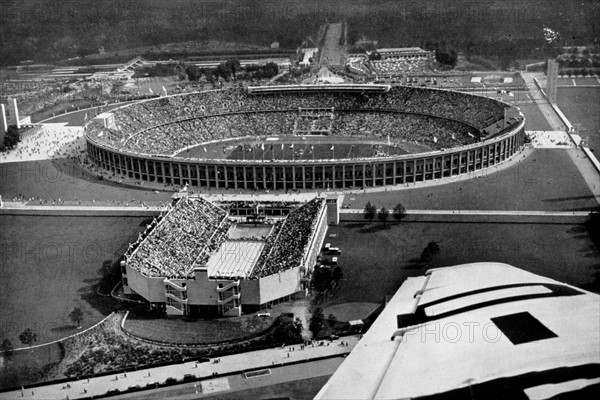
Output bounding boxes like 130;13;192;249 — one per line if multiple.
315;262;600;400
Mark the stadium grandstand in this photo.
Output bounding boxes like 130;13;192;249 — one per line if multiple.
85;84;525;190
315;262;600;400
121;195;328;317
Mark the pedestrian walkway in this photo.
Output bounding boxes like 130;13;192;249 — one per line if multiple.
520;72;568;132
528;131;576;149
0;336;359;400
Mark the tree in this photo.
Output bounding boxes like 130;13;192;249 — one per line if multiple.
216;62;233;80
312;266;333;293
393;203;407;225
368;51;382;61
363;202;376;223
435;43;458;67
332;266;343;283
309;306;325;337
185;65;201;81
272;315;303;342
3;125;21;149
69;307;84;328
225;59;241;79
0;339;14;360
378;207;389;228
420;241;441;263
19;328;37;349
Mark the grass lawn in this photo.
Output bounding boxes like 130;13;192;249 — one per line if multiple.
0;342;63;390
322;302;379;321
320;221;600;308
178;136;416;161
123;313;275;345
0;215;148;346
0;158;175;206
558;87;600;152
348;149;598;211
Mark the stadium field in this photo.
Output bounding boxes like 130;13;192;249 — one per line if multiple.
322;221;600;309
0;215;147;346
558;87;600;152
176;136;419;161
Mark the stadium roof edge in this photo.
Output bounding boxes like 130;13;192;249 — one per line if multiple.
247;84;392;94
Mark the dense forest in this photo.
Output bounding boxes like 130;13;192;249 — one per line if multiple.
1;0;598;66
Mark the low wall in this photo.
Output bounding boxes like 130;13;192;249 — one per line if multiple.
339;210;590;224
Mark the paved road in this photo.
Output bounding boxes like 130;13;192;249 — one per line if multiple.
319;23;343;67
110;357;344;400
520;72;567;132
0;336;359;400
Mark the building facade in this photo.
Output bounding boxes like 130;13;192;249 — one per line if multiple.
87;124;525;190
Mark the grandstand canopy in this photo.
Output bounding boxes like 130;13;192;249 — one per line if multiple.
315;262;600;400
247;84;391;94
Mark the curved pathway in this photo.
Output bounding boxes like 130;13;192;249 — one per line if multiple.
0;335;360;400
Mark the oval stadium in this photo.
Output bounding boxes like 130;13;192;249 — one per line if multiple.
85;84;526;190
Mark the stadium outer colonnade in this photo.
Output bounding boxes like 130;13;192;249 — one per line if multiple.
86;125;526;190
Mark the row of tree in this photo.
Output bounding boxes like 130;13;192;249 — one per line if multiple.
363;202;406;228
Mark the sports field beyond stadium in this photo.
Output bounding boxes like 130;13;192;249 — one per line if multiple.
558;86;600;152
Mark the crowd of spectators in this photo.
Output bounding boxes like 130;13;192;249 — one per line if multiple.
86;86;508;155
332;111;478;149
369;57;432;75
1;125;86;162
221;200;301;209
249;198;324;279
126;197;231;278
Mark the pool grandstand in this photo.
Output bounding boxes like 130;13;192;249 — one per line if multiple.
86;84;525;190
121;196;328;317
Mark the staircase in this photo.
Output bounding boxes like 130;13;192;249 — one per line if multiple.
217;280;241;316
